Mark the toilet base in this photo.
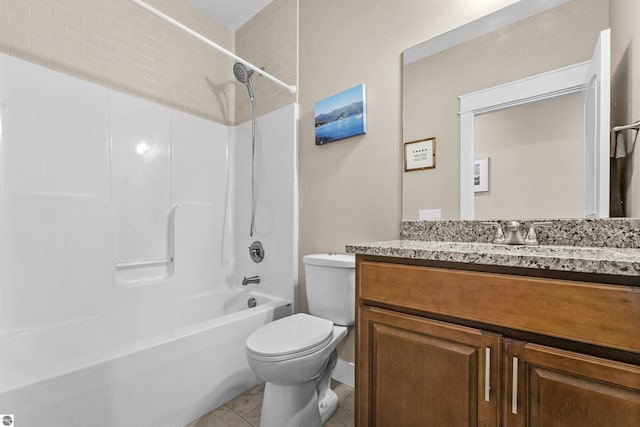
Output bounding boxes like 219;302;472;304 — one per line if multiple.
249;327;349;427
316;349;339;424
259;381;321;427
318;388;338;424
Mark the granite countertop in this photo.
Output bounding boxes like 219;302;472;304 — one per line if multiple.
345;240;640;277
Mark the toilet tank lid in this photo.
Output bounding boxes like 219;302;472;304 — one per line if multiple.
303;253;355;268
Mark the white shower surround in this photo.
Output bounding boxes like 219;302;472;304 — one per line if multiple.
0;53;297;426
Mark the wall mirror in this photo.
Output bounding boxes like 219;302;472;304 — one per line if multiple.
401;0;612;220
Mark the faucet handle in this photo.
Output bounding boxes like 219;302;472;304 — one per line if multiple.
482;221;505;244
525;221;552;245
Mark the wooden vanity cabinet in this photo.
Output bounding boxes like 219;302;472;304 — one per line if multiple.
355;257;640;427
503;339;640;426
359;306;501;426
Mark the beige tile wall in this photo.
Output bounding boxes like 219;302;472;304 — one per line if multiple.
235;0;298;124
0;0;236;124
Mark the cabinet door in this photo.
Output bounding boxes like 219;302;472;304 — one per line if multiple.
504;339;640;426
357;306;501;426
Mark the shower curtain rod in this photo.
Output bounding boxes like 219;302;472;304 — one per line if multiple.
128;0;297;95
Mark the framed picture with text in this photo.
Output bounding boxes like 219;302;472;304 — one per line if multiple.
404;137;436;171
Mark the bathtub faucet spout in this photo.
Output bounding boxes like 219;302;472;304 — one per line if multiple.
242;275;260;286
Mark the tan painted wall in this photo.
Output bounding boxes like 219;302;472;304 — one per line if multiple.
0;0;236;123
611;0;640;216
298;0;519;364
402;0;609;220
474;94;583;220
299;0;640;366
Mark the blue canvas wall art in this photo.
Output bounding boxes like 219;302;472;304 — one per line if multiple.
314;84;366;145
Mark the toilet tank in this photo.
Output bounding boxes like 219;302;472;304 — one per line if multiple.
303;253;355;326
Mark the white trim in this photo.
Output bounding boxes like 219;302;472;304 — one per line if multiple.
459;62;590;114
332;359;355;389
583;28;611;218
460;112;475;219
459;61;591;219
403;0;570;65
598;32;611;218
292;103;300;313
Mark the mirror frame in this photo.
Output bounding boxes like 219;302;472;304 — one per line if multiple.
402;0;571;67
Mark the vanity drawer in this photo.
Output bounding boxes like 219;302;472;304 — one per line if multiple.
357;260;640;353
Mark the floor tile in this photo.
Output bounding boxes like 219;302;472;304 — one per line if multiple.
325;418;355;427
186;380;354;427
326;380;355;427
242;403;262;426
331;380;354;401
185;405;252;427
226;382;265;417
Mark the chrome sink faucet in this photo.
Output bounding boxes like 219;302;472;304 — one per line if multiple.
483;221;552;245
242;275;260;286
524;221;552;245
482;221;506;244
504;220;526;245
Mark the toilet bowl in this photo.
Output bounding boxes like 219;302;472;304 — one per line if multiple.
247;314;348;426
245;253;355;427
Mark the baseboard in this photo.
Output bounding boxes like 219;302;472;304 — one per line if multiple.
332;358;355;388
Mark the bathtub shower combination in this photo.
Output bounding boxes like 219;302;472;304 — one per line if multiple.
0;51;297;426
1;290;290;426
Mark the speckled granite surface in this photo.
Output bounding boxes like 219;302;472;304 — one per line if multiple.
346;240;640;276
345;218;640;276
401;218;640;248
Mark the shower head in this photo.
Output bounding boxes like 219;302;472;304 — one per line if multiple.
233;62;255;103
233;62;254;84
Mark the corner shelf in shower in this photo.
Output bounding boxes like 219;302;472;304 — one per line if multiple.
114;205;178;285
116;257;174;269
115;256;175;284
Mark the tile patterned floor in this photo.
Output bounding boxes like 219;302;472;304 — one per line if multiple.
185;380;354;427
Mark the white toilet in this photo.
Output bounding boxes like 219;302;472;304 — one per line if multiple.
245;253;355;427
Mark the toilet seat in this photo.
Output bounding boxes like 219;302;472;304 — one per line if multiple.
246;313;334;362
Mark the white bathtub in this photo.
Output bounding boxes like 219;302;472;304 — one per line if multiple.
0;289;291;427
